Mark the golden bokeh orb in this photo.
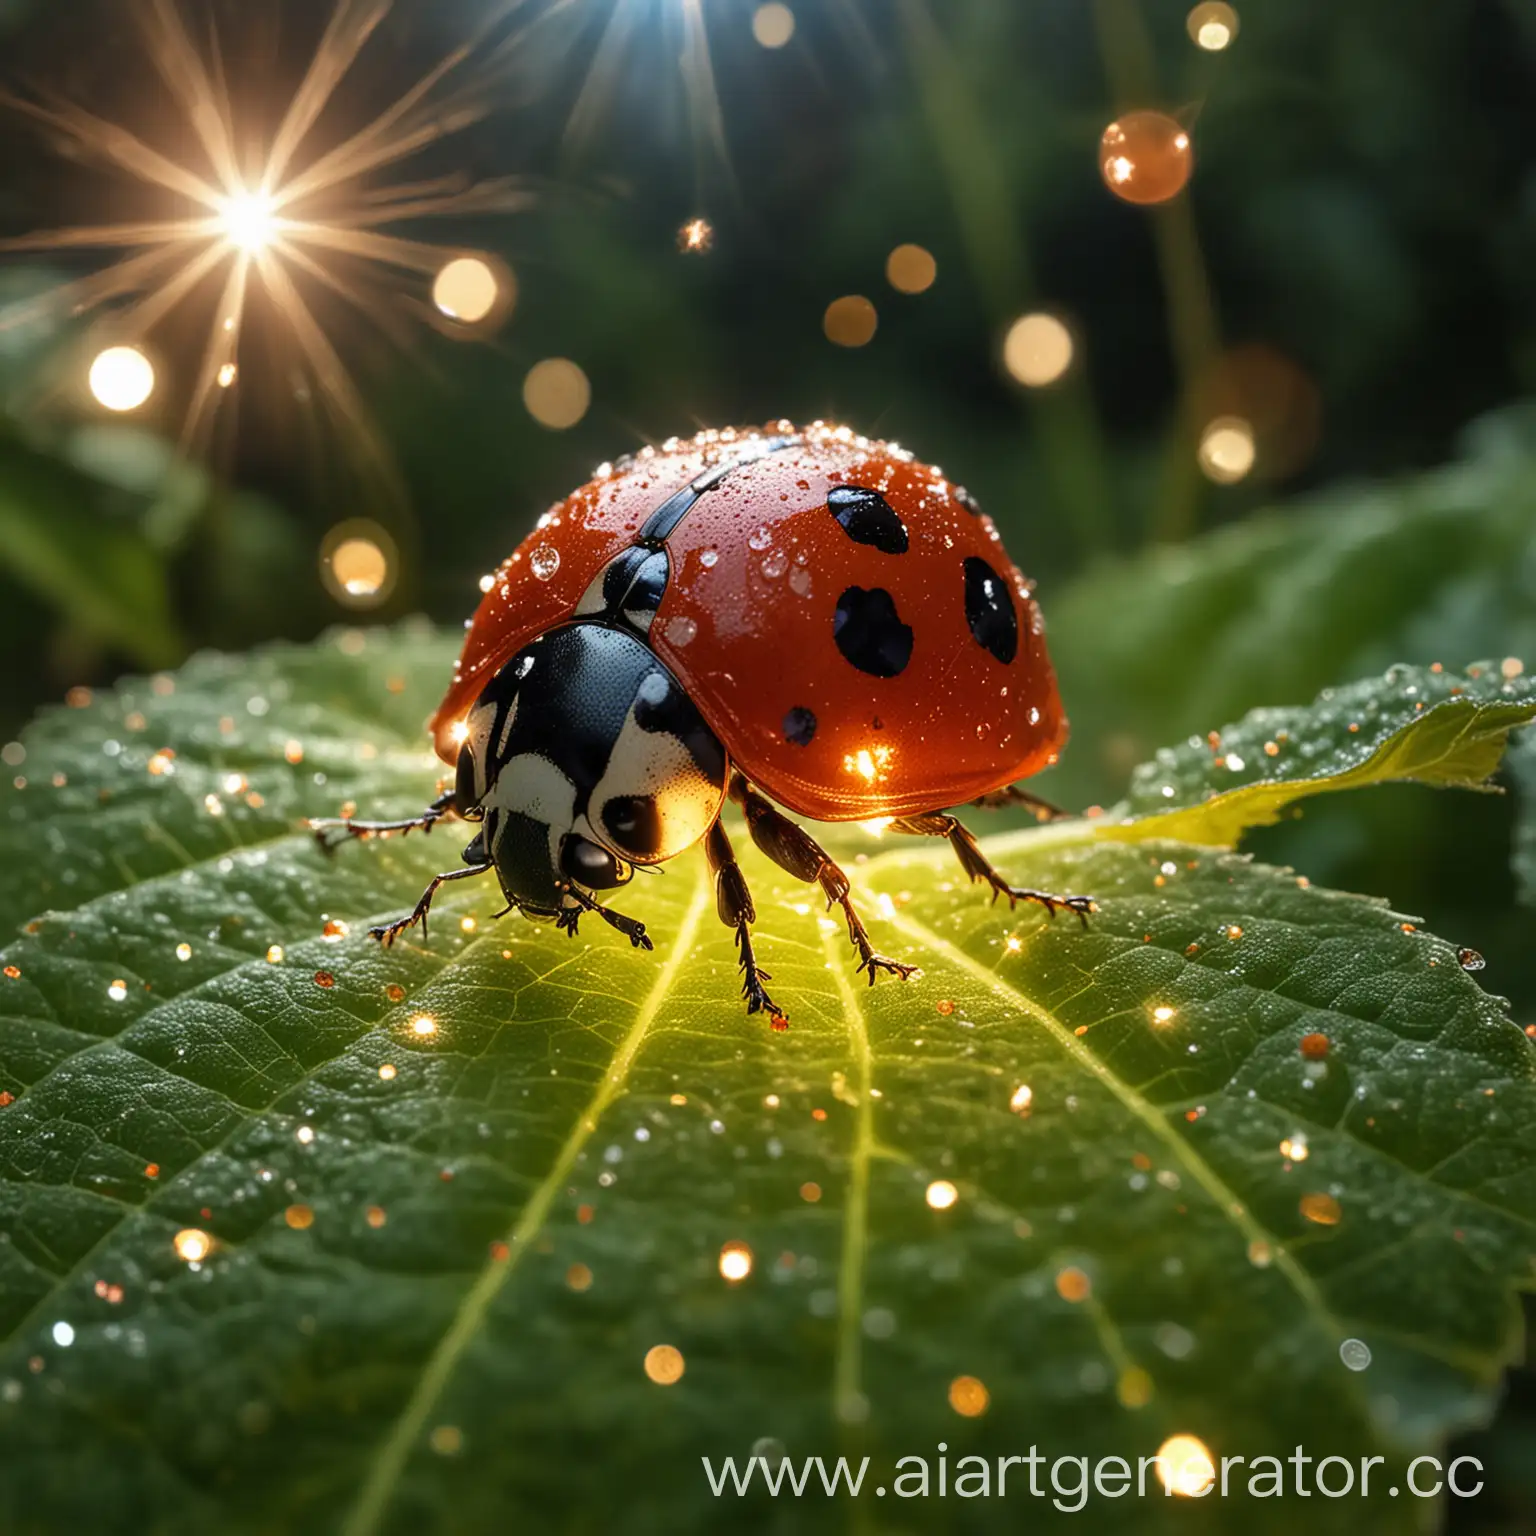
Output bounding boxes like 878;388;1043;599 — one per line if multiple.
523;358;592;429
1197;415;1256;484
1003;313;1074;387
644;1344;686;1385
1187;2;1239;50
1100;112;1194;205
948;1375;990;1417
886;244;937;295
433;256;502;324
321;520;397;608
89;346;156;412
823;295;878;348
752;3;796;48
1156;1434;1216;1497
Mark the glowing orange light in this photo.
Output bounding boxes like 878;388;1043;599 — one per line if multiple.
718;1242;753;1281
644;1344;686;1385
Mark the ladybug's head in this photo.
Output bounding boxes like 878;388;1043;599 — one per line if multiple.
453;622;728;916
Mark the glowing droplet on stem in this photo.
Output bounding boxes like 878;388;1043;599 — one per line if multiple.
217;363;238;389
886;244;937;295
523;358;591;429
1157;1434;1216;1496
1003;314;1073;387
1010;1083;1033;1113
433;257;500;323
823;295;878;348
1187;2;1239;50
1198;416;1256;483
89;347;155;412
752;2;795;48
1099;113;1193;205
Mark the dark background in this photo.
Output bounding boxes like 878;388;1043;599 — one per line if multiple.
0;0;1533;1525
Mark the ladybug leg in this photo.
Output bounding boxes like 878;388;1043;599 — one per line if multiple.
559;886;655;952
311;790;459;851
728;776;918;988
369;859;494;947
890;813;1096;925
970;785;1071;823
705;820;786;1026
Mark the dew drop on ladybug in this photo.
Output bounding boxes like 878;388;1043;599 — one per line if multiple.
313;424;1094;1027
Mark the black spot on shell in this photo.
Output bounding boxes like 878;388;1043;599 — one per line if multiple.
602;795;665;858
963;556;1018;664
833;587;914;678
828;485;909;555
783;707;817;746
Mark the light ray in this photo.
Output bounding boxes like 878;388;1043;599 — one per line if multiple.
1;0;531;469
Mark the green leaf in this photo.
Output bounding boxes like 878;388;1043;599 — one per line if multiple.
1045;408;1536;807
1102;662;1536;847
1;629;1533;1535
0;425;182;666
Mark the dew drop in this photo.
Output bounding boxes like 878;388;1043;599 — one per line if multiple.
664;615;698;648
748;525;773;552
699;548;719;568
1457;947;1485;972
761;548;789;579
789;564;812;597
1339;1338;1372;1372
530;546;561;582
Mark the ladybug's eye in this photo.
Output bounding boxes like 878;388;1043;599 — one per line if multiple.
560;834;626;889
602;794;664;858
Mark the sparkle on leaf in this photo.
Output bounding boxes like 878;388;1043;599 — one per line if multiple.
173;1228;212;1263
1299;1192;1342;1226
925;1180;958;1211
410;1015;437;1037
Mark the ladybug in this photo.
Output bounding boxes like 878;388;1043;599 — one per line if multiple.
314;423;1093;1024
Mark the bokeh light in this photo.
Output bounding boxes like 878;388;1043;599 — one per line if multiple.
886;244;937;294
1187;2;1239;50
752;3;796;48
174;1228;212;1263
925;1179;958;1210
320;520;397;608
523;358;592;429
823;295;878;347
948;1375;990;1417
218;190;278;253
1198;416;1256;483
1196;345;1321;480
1003;313;1073;387
718;1242;753;1281
433;256;502;324
678;217;714;254
88;346;156;412
1156;1434;1216;1496
644;1344;686;1384
1100;113;1193;205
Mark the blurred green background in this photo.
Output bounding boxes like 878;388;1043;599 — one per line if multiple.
1;0;1533;1523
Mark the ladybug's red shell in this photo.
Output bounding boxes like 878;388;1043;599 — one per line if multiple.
432;425;1067;821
